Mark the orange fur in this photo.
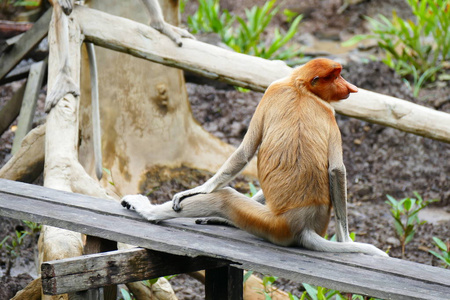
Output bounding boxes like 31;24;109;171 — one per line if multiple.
232;58;357;241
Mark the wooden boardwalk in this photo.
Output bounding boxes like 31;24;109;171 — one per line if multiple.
0;178;449;299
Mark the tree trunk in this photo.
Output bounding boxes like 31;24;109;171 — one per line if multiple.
78;0;256;197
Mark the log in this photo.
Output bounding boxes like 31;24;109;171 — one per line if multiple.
0;124;45;182
0;9;51;81
73;5;450;143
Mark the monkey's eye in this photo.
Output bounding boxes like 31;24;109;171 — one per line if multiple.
311;76;320;86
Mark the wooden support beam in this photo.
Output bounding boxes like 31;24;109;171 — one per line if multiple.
0;63;31;85
0;82;26;136
0;9;51;81
205;266;243;300
41;247;228;295
11;60;46;154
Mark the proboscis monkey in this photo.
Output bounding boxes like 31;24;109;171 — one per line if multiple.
46;0;194;179
121;58;388;256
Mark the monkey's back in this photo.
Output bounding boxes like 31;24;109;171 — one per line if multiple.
257;84;334;215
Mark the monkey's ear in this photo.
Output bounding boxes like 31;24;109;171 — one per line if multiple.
311;76;320;86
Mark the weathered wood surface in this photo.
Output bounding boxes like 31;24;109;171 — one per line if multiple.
0;179;449;300
73;5;450;144
205;266;243;300
11;60;46;154
0;81;26;135
41;247;227;294
0;9;51;81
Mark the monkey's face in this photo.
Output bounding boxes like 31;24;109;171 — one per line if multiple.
299;58;358;102
309;69;358;102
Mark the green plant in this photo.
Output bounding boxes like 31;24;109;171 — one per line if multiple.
186;0;305;64
245;182;258;197
343;0;450;96
428;237;450;268
385;192;438;257
300;283;344;300
119;287;135;300
187;0;235;37
0;220;40;276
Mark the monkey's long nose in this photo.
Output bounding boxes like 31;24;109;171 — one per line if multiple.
347;82;358;93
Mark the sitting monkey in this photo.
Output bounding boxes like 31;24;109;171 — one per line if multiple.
122;58;388;257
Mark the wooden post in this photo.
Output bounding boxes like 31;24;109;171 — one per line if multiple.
0;82;26;136
11;60;46;154
205;266;243;300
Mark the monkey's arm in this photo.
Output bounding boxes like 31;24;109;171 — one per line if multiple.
328;127;352;243
172;108;264;211
140;0;194;47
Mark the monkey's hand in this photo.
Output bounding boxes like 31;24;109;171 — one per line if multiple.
45;71;80;112
149;20;195;47
172;186;209;212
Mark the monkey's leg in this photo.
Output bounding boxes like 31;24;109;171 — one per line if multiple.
252;189;266;204
195;189;266;225
122;188;294;246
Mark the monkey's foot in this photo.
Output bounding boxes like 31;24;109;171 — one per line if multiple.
147;21;195;47
196;217;235;227
57;0;74;15
45;72;80;112
121;194;165;222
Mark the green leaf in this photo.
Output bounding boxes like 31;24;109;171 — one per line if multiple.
302;283;318;300
432;237;448;251
243;270;254;283
248;182;258;197
289;292;300;300
102;167;112;176
386;194;398;206
120;288;133;300
428;250;449;264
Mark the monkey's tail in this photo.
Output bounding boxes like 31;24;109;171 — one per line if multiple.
300;230;388;257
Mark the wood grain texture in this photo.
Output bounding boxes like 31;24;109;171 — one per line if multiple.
0;179;449;300
11;60;46;155
41;248;227;294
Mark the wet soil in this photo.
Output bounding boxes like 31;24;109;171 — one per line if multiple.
1;0;449;299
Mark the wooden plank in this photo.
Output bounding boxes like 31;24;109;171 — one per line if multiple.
0;63;31;85
41;247;227;295
0;178;445;288
163;219;449;288
205;266;243;300
0;33;24;54
0;179;449;300
11;60;46;154
0;9;51;81
0;82;26;136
